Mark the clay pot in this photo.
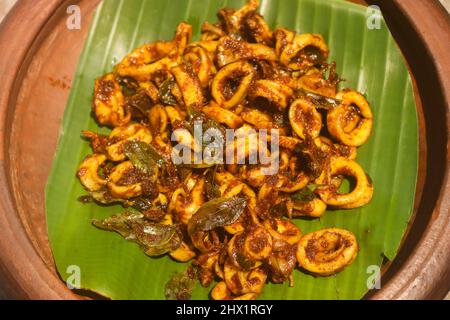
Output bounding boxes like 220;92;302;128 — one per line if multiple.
0;0;448;299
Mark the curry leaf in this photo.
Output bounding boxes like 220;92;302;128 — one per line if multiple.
158;78;177;106
187;197;247;236
124;140;165;174
291;187;316;203
92;212;181;256
165;265;197;300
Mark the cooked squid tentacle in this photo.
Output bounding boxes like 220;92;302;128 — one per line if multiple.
296;228;359;276
327;90;373;147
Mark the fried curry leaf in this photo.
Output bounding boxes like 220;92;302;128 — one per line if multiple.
92;211;144;239
187;197;247;235
92;211;181;256
297;88;341;110
164;265;197;300
205;165;221;200
133;222;182;256
291;187;316;203
124;140;166;175
158;78;177;106
86;191;129;205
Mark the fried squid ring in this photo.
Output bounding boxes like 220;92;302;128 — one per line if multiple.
195;251;221;287
171;63;204;109
314;136;357;161
263;218;302;245
216;36;277;67
279;33;329;70
277;172;310;193
289;98;322;139
93;73;131;127
175;176;206;225
191;230;220;253
77;154;107;192
115;41;174;77
148;105;169;135
241;108;274;130
296;228;358;276
295;69;337;97
115;23;191;81
327;90;373;147
202;102;244;128
291;197;327;218
184;45;216;87
107;161;143;199
170;242;196;262
249;80;294;111
279;136;302;151
228;0;259;32
244;12;273;45
211;281;258;300
224;259;267;296
201;22;226;41
274;28;296;57
106;123;152;162
212;61;256;108
268;239;298;284
242;226;273;261
316;157;373;209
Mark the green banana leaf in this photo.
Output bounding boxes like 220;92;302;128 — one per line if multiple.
46;0;418;300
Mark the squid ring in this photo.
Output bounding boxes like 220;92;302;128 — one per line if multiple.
278;172;310;193
316;157;373;209
280;33;329;70
106;123;152;162
296;228;359;276
243;226;273;261
224;259;267;295
202;103;244;129
107;161;143;199
292;198;327;218
184;45;216;88
77;154;107;192
263;218;302;245
249;80;294;111
93;73;131;127
171;64;204;109
289;98;322;139
211;61;255;108
327;90;373;147
211;281;258;300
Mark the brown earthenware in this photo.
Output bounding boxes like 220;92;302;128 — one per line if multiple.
0;0;448;299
